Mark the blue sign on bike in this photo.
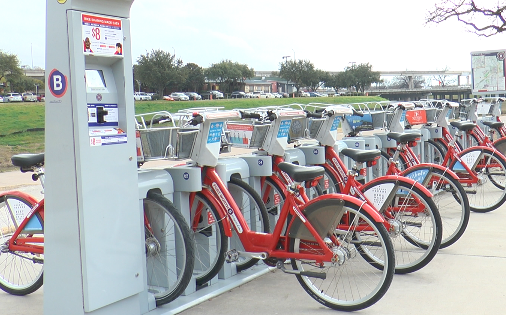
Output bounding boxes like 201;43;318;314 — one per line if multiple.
207;122;224;144
277;120;291;138
330;117;340;131
345;114;373;131
399;169;429;195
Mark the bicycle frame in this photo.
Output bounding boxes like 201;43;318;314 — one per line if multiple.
189;164;378;262
1;191;44;255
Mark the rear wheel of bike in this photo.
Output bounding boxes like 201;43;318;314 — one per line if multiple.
228;177;270;272
0;195;43;296
144;192;195;306
402;167;470;249
261;177;286;233
191;192;228;286
290;199;395;312
452;149;506;212
361;178;442;274
317;165;342;193
423;139;446;165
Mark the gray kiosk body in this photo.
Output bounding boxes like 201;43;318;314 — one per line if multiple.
45;1;145;314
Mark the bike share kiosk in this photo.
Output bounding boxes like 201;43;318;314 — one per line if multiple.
45;1;150;314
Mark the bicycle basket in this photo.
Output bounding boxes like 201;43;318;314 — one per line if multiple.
139;127;179;160
308;118;325;139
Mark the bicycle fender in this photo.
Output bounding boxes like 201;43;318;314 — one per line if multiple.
0;190;39;205
400;163;460;181
362;175;434;198
199;189;233;238
305;194;384;223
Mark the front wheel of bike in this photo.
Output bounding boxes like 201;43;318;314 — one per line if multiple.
290;199;395;311
0;194;43;296
144;192;195;306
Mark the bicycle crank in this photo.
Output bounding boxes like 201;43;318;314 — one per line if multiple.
276;260;326;280
225;249;268;263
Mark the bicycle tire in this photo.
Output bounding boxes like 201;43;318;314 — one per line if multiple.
290;198;395;311
228;177;270;272
361;178;442;274
402;167;470;249
261;177;286;233
191;192;228;286
0;194;43;296
452;148;506;212
424;139;446;165
144;192;195;306
317;165;341;194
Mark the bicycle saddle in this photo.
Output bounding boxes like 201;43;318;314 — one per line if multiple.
450;121;476;132
340;148;381;163
11;153;45;170
277;162;324;182
481;120;504;129
387;132;420;143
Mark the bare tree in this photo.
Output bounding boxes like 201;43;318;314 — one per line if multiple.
426;1;506;37
432;67;457;87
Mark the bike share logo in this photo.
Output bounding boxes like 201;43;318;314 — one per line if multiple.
292;206;306;223
258;159;264;166
355;142;359;148
183;172;190;180
313;149;319;155
48;69;68;98
332;158;346;181
211;182;243;233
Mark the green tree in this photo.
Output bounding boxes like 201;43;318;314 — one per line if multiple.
346;63;381;93
279;59;315;94
205;60;254;93
305;69;328;92
11;76;45;93
182;63;205;92
325;72;349;94
134;49;182;96
0;51;23;92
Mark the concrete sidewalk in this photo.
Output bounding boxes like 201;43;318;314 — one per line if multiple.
2;148;506;315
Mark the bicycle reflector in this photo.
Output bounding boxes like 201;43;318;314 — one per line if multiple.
408;138;420;147
305;175;324;188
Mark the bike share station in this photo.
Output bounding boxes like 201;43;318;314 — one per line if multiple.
43;1;278;314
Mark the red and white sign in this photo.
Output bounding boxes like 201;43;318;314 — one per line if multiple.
82;14;123;57
405;110;427;125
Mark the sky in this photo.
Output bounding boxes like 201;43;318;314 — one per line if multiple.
1;0;506;73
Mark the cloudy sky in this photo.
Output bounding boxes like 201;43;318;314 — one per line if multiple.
2;0;506;73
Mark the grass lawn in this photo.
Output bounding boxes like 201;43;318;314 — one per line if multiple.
0;96;386;172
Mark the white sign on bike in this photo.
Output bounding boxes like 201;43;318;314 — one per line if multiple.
461;151;481;169
8;198;32;226
363;183;395;210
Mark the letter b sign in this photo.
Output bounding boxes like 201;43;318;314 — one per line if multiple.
49;69;68;98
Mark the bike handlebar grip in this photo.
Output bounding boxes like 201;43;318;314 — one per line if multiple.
315;108;325;113
414;103;423;108
352;108;364;117
304;110;323;118
190;114;204;126
267;111;277;121
240;111;261;120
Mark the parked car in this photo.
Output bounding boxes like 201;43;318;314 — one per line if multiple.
170;92;190;101
231;91;246;98
271;92;283;98
22;92;38;102
163;95;175;101
245;92;254;98
252;91;267;98
201;90;224;100
184;92;202;100
4;93;23;102
0;95;3;103
37;94;45;102
134;92;151;101
264;92;275;98
309;92;321;97
299;91;310;97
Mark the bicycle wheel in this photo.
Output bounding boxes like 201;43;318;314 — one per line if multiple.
191;192;228;286
423;139;446;165
261;177;286;233
290;199;395;311
492;137;506;162
228;177;270;272
144;192;195;306
453;149;506;212
0;195;43;296
456;133;479;151
361;178;442;274
402;167;470;249
317;166;341;194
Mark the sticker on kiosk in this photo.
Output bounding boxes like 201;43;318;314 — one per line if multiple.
82;13;123;57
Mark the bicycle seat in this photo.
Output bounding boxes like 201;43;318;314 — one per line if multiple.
481;120;504;129
450;121;476;132
11;153;45;170
341;148;381;163
277;162;324;182
387;132;420;143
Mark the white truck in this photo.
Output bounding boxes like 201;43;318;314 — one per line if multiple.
22;93;38;102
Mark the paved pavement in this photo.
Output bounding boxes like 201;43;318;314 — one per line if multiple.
2;148;506;315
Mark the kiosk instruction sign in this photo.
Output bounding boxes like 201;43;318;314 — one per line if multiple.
82;13;124;56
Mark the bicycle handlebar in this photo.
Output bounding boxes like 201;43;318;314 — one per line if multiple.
239;111;262;120
189;114;204;126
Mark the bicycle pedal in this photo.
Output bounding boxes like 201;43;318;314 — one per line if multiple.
225;249;239;263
